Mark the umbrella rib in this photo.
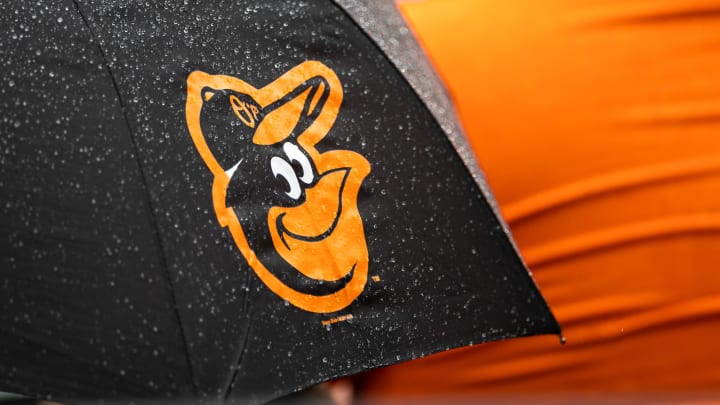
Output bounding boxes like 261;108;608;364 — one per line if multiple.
222;270;254;403
70;0;200;399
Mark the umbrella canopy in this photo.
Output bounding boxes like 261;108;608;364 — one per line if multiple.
0;0;560;403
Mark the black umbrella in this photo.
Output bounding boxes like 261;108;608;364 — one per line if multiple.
0;0;560;403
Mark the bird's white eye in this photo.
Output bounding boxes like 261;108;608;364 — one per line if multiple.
271;156;301;200
283;142;314;184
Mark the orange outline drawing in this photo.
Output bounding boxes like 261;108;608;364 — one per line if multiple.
186;61;371;313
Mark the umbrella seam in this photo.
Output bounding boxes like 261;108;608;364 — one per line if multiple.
222;270;254;403
70;0;200;400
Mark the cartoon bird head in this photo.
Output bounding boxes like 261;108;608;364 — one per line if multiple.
186;61;371;313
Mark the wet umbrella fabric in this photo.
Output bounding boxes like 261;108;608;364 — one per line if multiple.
0;0;559;403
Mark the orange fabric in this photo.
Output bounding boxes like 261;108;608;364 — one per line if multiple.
360;0;720;396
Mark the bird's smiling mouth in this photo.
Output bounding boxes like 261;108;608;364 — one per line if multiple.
267;159;366;283
275;167;350;250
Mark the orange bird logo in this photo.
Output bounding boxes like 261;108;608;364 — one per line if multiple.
185;61;371;313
